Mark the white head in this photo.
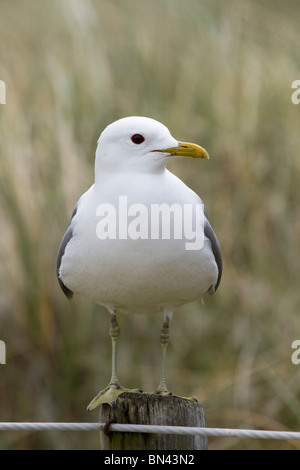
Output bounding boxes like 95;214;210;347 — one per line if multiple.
95;116;209;178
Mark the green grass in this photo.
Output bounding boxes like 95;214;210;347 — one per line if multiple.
1;0;300;449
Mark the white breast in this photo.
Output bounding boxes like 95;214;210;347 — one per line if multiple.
59;171;218;314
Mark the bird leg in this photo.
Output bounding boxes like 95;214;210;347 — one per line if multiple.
87;312;141;411
109;313;121;386
156;312;172;395
155;311;198;402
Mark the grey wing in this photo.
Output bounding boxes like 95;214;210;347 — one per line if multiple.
204;207;222;294
56;204;78;299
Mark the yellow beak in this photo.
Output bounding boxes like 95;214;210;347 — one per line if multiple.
154;141;209;159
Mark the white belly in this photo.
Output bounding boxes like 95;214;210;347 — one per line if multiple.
59;172;218;314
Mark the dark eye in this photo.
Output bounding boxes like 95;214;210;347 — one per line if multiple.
131;134;145;144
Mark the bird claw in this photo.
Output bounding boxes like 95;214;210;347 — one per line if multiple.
87;383;143;411
173;394;198;402
155;389;173;397
155;389;198;402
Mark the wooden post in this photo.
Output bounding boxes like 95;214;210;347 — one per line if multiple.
99;392;208;450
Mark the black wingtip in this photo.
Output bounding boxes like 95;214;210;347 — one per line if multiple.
204;215;223;295
57;204;78;301
58;277;74;300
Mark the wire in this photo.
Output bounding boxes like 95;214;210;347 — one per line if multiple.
0;422;300;440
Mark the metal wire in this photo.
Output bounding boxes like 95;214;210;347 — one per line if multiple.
1;422;300;440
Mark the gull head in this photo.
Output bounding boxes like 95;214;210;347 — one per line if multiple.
95;116;209;175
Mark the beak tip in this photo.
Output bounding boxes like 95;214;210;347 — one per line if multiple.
154;141;210;159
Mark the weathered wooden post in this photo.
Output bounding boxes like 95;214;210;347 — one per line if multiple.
99;392;208;450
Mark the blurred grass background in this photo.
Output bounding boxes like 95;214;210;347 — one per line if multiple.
1;0;300;450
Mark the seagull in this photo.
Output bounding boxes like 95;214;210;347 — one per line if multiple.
57;116;222;410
